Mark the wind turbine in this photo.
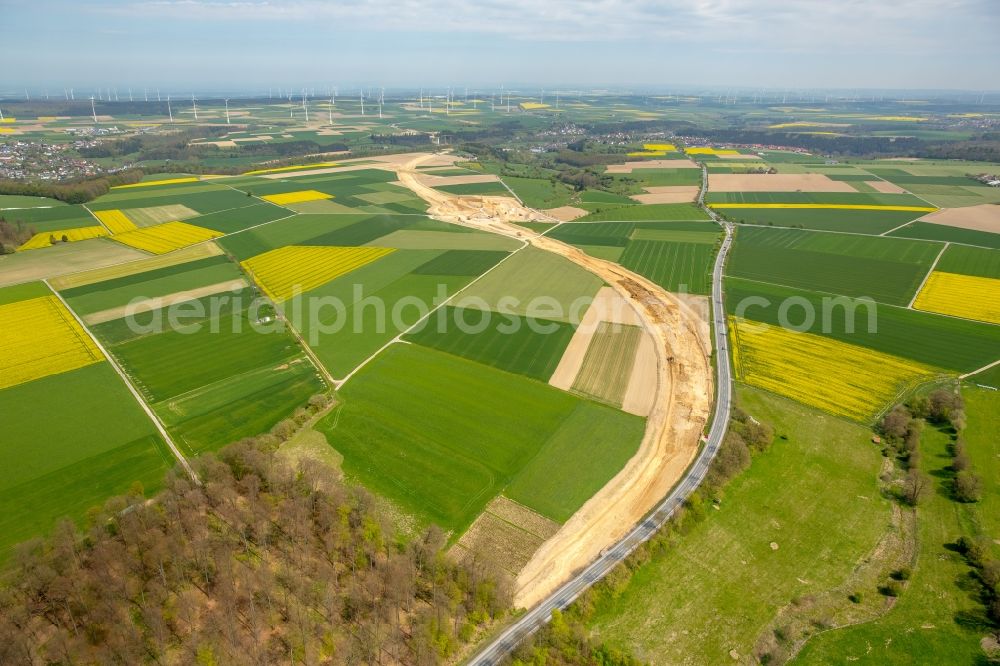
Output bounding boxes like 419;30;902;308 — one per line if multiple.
328;92;334;124
302;91;308;122
167;95;173;123
128;88;133;102
360;89;365;116
70;88;74;100
419;87;424;109
491;92;495;112
224;98;231;125
0;107;4;122
144;88;148;102
90;96;97;123
156;88;160;102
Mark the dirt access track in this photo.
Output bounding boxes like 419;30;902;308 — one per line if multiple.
394;153;713;608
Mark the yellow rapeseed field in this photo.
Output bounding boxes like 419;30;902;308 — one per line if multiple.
0;295;104;390
643;143;677;151
18;225;109;250
111;177;200;189
93;209;139;234
0;128;15;134
261;190;334;205
709;203;937;212
519;103;551;110
685;147;740;155
728;316;941;422
627;150;668;157
243;162;339;176
242;245;395;302
912;271;1000;325
110;221;222;254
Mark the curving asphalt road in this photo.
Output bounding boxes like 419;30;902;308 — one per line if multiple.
467;163;734;665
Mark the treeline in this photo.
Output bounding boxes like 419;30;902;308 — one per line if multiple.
877;388;973;506
0;218;36;253
370;133;432;146
507;409;774;666
696;129;1000;161
698;129;925;157
877;388;998;631
0;436;511;664
0;169;144;204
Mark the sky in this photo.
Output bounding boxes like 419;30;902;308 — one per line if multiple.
3;0;999;92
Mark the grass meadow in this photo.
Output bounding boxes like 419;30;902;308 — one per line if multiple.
588;387;889;664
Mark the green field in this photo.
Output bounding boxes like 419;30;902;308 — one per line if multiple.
318;344;643;532
104;299;323;453
589;387;890;664
620;239;717;294
0;194;68;208
405;306;575;381
290;249;475;378
434;181;511;196
502;176;575;208
889;221;1000;249
725;278;1000;372
707;191;929;206
61;255;242;315
720;208;922;234
795;425;988;664
89;187;251;215
459;247;603;323
0;203;96;232
111;308;304;402
934;243;1000;278
727;227;942;305
365;229;520;251
0;362;171;555
218;213;368;259
504;401;644;522
187;201;291;233
549;221;719;248
579;203;710;222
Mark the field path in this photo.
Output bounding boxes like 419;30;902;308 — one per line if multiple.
394;153;714;609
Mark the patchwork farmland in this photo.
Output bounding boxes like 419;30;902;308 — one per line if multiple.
0;86;999;666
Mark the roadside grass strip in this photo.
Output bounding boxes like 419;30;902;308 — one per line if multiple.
243;162;339;176
109;221;223;254
709;203;937;212
912;272;1000;324
0;296;104;390
729;316;942;422
92;209;139;234
260;190;333;205
18;225;108;250
241;245;395;302
111;177;200;189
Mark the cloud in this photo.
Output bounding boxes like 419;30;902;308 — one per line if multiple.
90;0;999;53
